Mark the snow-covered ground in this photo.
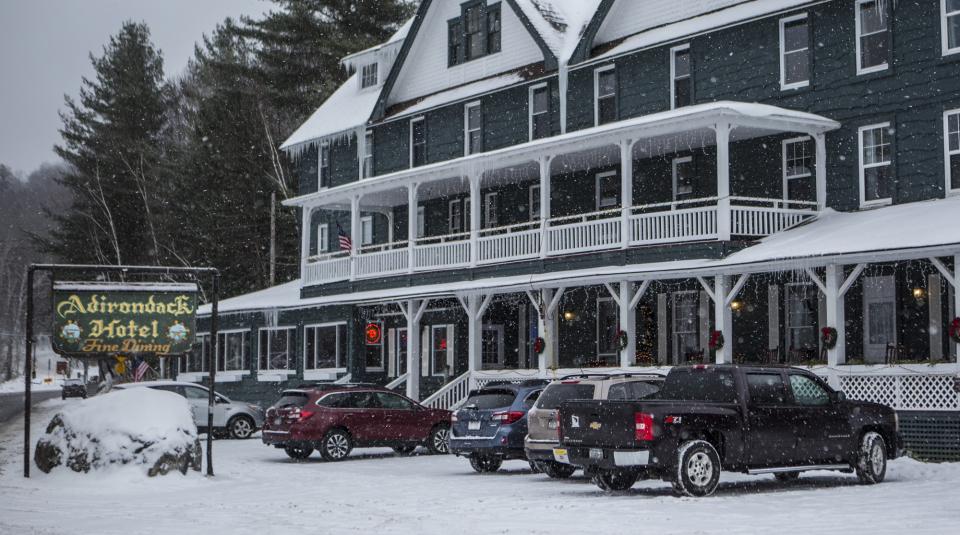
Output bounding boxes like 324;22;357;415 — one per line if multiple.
1;399;958;535
0;377;64;393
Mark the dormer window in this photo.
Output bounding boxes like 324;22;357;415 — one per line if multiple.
360;63;378;89
448;2;501;67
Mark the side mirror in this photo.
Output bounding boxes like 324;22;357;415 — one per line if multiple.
216;396;229;404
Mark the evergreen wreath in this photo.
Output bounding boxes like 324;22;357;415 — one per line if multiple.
821;326;839;350
615;330;629;351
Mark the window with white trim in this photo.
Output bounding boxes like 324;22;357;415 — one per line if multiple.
597;297;619;357
529;83;550;140
319;142;331;188
362;130;374;179
672;292;699;362
188;333;210;373
859;123;893;205
449;199;463;234
317;223;329;254
360;63;378;89
944;0;960;55
856;0;890;74
395;328;408;375
481;325;504;368
780;14;810;89
783;137;814;201
304;323;345;370
672;156;694;200
431;325;451;375
410;117;426;168
785;283;818;353
448;2;501;66
529;184;541;221
944;110;960;192
465;102;482;155
595;66;616;126
484;191;498;228
417;206;425;238
595;171;620;210
258;327;294;371
217;331;249;372
671;45;692;109
360;216;374;246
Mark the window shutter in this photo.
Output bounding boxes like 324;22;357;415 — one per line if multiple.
446;324;456;374
387;328;397;377
768;285;780;351
657;293;668;365
929;274;943;360
421;327;430;376
699;291;710;355
818;290;827;352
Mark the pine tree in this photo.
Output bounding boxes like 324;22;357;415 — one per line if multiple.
47;21;167;266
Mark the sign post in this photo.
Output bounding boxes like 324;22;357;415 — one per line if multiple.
23;264;218;478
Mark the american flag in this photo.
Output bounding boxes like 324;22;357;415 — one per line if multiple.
134;359;151;382
337;222;352;251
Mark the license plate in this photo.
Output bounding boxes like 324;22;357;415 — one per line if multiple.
553;448;569;464
589;448;603;460
468;421;481;431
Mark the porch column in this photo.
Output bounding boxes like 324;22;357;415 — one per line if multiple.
407;182;419;273
714;275;733;364
814;132;827;210
714;122;733;241
469;175;481;266
386;209;395;245
400;299;429;400
824;264;846;366
620;139;634;249
300;206;311;281
460;294;494;390
619;282;637;366
955;254;960;359
528;288;564;375
539;155;552;258
349;195;361;280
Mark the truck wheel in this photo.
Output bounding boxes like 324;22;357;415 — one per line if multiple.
774;471;800;482
855;432;887;485
469;454;502;473
673;440;722;497
543;461;577;479
593;469;638;491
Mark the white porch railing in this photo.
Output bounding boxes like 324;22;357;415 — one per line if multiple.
303;197;820;285
547;209;622;256
385;372;409;391
421;371;472;410
478;222;541;264
414;232;471;271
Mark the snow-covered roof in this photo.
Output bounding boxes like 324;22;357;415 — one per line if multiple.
201;197;960;316
389;71;527;118
591;0;813;63
511;0;604;62
279;20;413;153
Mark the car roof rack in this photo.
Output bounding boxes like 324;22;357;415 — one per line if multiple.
558;373;613;380
604;372;667;379
518;379;551;387
293;382;379;390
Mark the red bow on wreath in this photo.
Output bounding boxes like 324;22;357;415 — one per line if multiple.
949;317;960;344
708;330;724;351
533;337;546;355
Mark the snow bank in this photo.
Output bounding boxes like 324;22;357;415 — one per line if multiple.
34;388;201;476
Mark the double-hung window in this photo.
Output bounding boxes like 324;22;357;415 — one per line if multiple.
319;142;331;188
529;83;550;140
448;20;463;66
596;298;619;358
487;5;501;54
449;199;463;234
258;327;294;371
859;123;893;206
672;156;694;200
362;130;374;179
360;63;378;89
944;110;960;193
465;102;482;155
465;3;484;61
410;117;426;168
672;292;699;362
671;45;692;109
417;206;426;238
780;14;810;89
484;192;498;228
856;0;890;75
944;0;960;55
448;2;501;66
784;283;818;352
218;331;249;372
782;137;813;200
529;184;541;221
360;216;374;246
317;223;329;254
594;66;617;126
304;323;345;370
595;171;620;210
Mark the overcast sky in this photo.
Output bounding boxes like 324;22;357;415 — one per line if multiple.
0;0;269;176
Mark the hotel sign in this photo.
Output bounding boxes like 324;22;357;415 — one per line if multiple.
52;282;198;357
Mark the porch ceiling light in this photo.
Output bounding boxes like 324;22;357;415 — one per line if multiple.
912;287;926;300
563;310;577;321
729;300;743;311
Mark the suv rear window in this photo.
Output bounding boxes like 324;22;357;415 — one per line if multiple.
273;392;310;409
659;368;738;403
535;383;596;409
607;380;661;401
465;390;517;410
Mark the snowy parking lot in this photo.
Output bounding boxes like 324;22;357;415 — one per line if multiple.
1;399;958;535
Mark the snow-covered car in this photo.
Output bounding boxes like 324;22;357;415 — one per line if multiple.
61;378;88;400
115;381;264;439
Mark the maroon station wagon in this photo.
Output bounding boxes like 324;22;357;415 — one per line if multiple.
262;386;452;461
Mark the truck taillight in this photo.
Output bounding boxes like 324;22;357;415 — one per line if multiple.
635;412;654;441
492;411;525;425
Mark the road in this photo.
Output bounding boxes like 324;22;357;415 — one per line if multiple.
0;390;61;427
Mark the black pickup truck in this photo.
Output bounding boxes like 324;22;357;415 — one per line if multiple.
556;365;902;497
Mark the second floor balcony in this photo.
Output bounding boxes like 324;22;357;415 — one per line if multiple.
287;102;840;288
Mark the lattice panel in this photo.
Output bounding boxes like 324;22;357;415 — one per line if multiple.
839;375;960;411
474;378;525;390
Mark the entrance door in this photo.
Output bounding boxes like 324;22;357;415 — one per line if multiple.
481;325;504;369
863;275;896;362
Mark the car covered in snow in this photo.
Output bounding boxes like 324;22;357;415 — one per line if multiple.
524;373;664;479
449;380;549;473
114;381;265;439
61;378;88;400
262;385;451;461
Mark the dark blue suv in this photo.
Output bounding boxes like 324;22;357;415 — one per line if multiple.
449;380;549;473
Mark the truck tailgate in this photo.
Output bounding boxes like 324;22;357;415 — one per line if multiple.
559;400;639;448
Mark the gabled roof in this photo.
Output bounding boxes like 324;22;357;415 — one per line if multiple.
510;0;605;62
